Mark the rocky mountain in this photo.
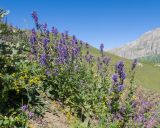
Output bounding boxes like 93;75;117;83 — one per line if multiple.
109;28;160;60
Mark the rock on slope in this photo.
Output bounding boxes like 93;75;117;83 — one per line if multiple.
109;28;160;59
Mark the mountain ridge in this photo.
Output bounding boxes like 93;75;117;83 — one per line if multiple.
109;28;160;59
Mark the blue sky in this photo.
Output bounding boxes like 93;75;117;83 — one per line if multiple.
1;0;160;49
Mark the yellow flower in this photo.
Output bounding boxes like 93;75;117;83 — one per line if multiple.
24;74;28;79
66;111;71;121
13;80;19;85
132;95;136;100
29;79;35;85
0;73;3;78
20;76;24;80
29;77;41;85
16;89;20;94
11;73;16;77
23;69;28;73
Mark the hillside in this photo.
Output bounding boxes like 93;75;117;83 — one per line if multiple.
109;28;160;61
87;48;160;91
0;10;160;127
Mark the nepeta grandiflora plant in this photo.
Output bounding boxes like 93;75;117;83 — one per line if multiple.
110;61;126;114
31;11;95;119
30;11;112;119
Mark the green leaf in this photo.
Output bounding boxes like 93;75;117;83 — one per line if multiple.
0;120;3;126
3;119;9;125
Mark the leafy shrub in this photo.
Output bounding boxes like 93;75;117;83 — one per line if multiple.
0;14;45;127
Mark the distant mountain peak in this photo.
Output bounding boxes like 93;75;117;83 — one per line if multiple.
109;28;160;60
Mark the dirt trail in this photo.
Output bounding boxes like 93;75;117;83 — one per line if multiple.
29;100;69;128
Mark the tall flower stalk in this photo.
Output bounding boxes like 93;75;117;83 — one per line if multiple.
109;61;126;119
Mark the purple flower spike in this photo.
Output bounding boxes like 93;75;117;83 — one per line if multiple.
28;112;34;119
112;74;118;84
30;29;36;44
40;53;47;66
72;47;78;58
72;35;76;41
86;43;89;48
65;31;68;39
118;84;125;92
51;27;55;33
132;59;138;70
100;43;104;51
45;69;52;77
21;105;28;112
32;28;36;35
61;33;65;38
100;43;104;56
85;55;94;63
32;11;38;23
30;36;36;45
102;57;111;65
43;38;50;50
121;71;126;80
115;61;126;84
80;40;83;47
42;23;47;32
116;61;124;72
46;30;50;37
52;27;58;36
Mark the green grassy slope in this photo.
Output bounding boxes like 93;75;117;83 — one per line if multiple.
136;63;160;91
85;46;160;92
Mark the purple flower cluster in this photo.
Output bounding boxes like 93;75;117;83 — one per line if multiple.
52;27;58;36
30;29;36;44
109;61;126;118
85;43;89;49
117;84;125;92
32;11;38;24
71;35;78;46
112;74;118;84
112;74;125;92
45;69;51;77
21;105;28;112
113;61;126;83
21;105;34;119
56;43;68;64
132;89;159;127
65;31;68;39
85;54;94;64
115;61;126;84
40;53;47;66
42;38;50;50
30;29;37;59
100;43;104;56
32;11;39;29
42;23;47;32
132;59;138;70
28;112;34;119
72;47;79;59
102;56;110;66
